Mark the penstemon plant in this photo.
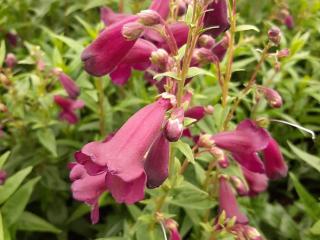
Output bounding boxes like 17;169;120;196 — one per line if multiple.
0;0;319;240
68;0;314;239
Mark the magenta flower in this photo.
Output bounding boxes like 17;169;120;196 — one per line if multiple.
70;163;106;224
165;219;181;240
144;133;169;188
211;120;270;154
219;176;248;224
54;95;84;124
110;39;157;85
185;105;214;121
149;0;170;20
284;15;294;29
212;34;229;62
74;97;172;207
0;170;7;185
100;7;130;26
204;0;230;38
263;137;288;179
55;71;80;99
81;16;139;77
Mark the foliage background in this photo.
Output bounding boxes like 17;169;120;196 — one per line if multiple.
0;0;319;239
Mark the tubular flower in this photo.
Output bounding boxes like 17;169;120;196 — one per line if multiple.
263;137;288;179
219;176;248;224
241;167;268;196
81;16;139;77
144;133;170;188
110;39;157;85
69;163;106;224
54;95;85;124
165;219;181;240
149;0;170;20
73;97;172;208
204;0;230;38
185;105;214;122
55;71;80;99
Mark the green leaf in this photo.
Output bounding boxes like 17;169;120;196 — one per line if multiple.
236;24;260;32
187;67;215;78
311;220;320;235
0;151;10;168
0;166;33;205
184;4;193;25
67;204;91;223
0;211;4;240
37;129;57;157
16;211;61;234
173;140;195;164
0;41;5;67
290;173;320;220
2;177;41;226
288;142;320;173
75;15;97;39
153;71;180;81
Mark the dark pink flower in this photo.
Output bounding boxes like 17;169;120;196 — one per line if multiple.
284;15;294;29
6;32;19;47
100;7;130;26
212;120;270;154
185;105;214;121
5;53;17;69
110;39;157;85
149;0;170;20
258;86;283;108
204;0;230;38
212;34;229;62
54;95;84;124
74;97;172;206
0;170;7;185
219;176;248;224
144;133;169;188
55;71;80;99
81;16;139;77
263;137;288;179
69;163;106;224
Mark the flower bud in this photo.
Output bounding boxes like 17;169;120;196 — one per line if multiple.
138;10;161;26
268;27;281;45
230;176;249;196
177;0;187;16
274;62;281;72
150;49;169;70
122;22;144;40
5;53;17;69
284;15;294;30
164;107;184;142
258;86;283;108
277;48;290;58
198;34;216;49
192;48;214;65
210;146;225;161
0;73;11;86
255;117;270;129
0;103;8;113
244;226;263;240
218;156;229;168
197;134;214;148
0;170;7;185
205;105;214;114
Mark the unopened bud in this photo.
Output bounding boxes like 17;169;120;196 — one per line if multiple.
258;86;283;108
177;0;187;16
0;103;8;113
210;146;225;161
0;170;7;185
230;176;248;196
164;107;184;142
204;105;214;114
122;22;144;40
244;226;263;240
5;53;17;68
197;134;214;148
274;62;281;72
160;92;177;107
192;48;214;65
198;34;216;49
218;156;229;168
0;73;11;86
268;27;281;45
150;49;169;70
138;10;161;26
284;15;294;30
277;48;290;58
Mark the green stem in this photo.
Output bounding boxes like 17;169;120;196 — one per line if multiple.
95;78;106;136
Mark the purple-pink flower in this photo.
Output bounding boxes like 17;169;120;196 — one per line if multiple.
54;70;80;99
54;95;84;124
71;97;172;222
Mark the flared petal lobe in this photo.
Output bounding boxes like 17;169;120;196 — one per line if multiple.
219;176;248;224
100;7;130;26
144;133;170;188
81;16;139;77
263;138;288;179
54;95;84;124
149;0;170;19
242;167;268;196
